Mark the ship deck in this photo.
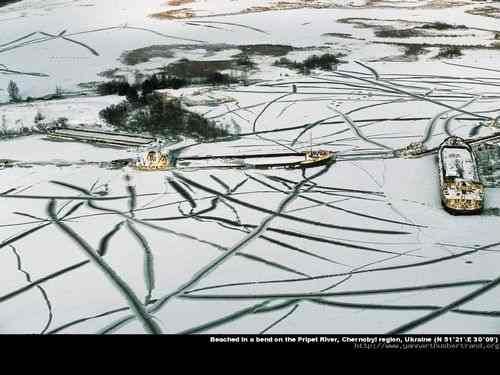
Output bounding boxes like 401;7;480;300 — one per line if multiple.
47;128;155;147
441;147;478;181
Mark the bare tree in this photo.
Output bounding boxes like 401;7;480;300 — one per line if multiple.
55;86;63;98
7;80;21;102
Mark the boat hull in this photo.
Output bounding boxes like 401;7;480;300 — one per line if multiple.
134;166;171;171
287;154;335;169
441;200;483;215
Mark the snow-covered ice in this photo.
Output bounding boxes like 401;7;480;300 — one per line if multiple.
0;0;499;335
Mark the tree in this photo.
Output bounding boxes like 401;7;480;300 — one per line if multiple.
97;80;130;96
7;80;21;102
34;111;45;124
126;85;139;105
54;86;63;98
141;78;155;96
99;102;130;127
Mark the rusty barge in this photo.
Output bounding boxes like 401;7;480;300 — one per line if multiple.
438;136;485;215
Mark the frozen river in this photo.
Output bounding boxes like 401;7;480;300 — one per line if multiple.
0;0;500;334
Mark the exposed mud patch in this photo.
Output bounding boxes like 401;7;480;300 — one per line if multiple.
150;8;194;20
466;6;500;19
119;43;330;67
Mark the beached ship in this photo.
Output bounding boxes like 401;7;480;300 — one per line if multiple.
293;150;335;169
251;150;335;169
438;136;484;214
134;150;170;171
396;141;427;159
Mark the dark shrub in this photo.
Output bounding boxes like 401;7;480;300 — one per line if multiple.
106;93;229;140
421;22;467;30
303;54;340;70
206;72;234;85
235;55;256;68
97;80;131;96
435;46;463;59
125;86;139;105
375;28;417;38
99;102;130;127
274;53;341;72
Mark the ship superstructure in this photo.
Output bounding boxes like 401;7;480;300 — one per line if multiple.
134;150;170;171
438;136;484;214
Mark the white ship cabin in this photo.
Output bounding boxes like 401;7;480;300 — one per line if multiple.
442;148;479;182
135;150;170;170
305;150;330;160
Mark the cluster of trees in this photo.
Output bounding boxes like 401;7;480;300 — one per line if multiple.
403;44;427;58
435;46;463;59
99;92;230;141
97;69;237;105
420;22;467;30
375;28;417;38
97;67;238;140
205;72;235;85
127;94;229;140
7;80;21;102
98;102;130;127
274;53;342;73
163;58;240;83
235;55;256;69
96;75;189;100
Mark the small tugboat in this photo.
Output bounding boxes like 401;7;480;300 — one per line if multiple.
134;150;170;171
438;136;484;215
292;149;335;169
396;142;427;159
287;133;335;169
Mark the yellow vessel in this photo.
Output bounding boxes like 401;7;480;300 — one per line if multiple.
298;150;335;168
134;150;171;171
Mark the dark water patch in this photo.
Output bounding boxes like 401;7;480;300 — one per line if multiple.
375;28;423;38
120;43;327;67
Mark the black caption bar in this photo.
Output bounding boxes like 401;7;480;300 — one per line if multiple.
206;335;500;351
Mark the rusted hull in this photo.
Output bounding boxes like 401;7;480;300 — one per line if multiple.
441;201;483;215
